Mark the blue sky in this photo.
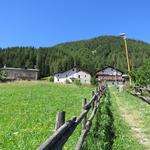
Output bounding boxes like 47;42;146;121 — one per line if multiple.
0;0;150;48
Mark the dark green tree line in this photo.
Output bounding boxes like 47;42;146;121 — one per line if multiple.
0;36;150;78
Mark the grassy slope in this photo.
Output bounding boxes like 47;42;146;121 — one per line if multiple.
0;81;94;150
82;88;144;150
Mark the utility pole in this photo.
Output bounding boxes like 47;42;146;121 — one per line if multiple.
120;33;132;86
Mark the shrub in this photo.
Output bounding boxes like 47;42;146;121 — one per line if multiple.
65;79;71;84
130;61;150;86
74;79;81;86
40;76;54;82
49;76;54;82
0;70;7;82
91;76;98;86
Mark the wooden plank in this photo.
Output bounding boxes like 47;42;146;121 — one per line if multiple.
138;95;150;104
75;101;100;150
131;92;150;104
91;91;95;110
75;129;88;150
82;98;87;129
37;117;76;150
76;109;89;124
84;92;96;110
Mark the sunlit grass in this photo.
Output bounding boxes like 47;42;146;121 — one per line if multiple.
0;81;94;150
114;88;150;140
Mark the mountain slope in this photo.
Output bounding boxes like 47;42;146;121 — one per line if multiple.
0;36;150;77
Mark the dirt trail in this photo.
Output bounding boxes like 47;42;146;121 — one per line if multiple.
111;91;150;149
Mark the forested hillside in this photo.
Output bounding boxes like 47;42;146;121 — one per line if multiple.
0;36;150;77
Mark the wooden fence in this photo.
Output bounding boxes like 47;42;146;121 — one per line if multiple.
37;86;106;150
132;86;150;104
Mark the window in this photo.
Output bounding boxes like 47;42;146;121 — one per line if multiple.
58;74;59;77
57;79;59;82
72;69;74;71
66;75;68;77
85;80;86;83
85;75;86;77
78;75;80;78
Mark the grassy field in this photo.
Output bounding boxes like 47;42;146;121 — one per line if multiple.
1;82;150;150
83;88;150;150
0;81;94;150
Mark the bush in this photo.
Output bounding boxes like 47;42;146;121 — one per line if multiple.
40;76;54;82
65;79;71;84
74;79;81;86
0;70;7;82
91;76;98;86
130;61;150;86
49;76;54;82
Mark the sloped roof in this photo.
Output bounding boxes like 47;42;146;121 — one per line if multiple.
54;67;91;75
1;67;39;72
96;66;124;74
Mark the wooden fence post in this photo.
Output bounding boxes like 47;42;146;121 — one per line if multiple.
55;111;66;131
97;86;100;96
91;91;95;110
95;88;98;106
96;87;98;93
82;98;87;129
133;87;136;94
98;86;100;94
139;88;143;96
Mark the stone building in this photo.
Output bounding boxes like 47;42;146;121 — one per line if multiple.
1;66;39;80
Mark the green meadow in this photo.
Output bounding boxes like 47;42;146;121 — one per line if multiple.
0;81;94;150
1;82;150;150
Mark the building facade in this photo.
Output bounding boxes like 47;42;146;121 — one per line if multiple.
1;67;39;80
96;66;125;86
54;67;91;84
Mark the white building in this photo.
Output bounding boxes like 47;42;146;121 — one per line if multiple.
54;67;91;84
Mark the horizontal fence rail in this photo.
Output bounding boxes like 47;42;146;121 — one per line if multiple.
37;86;106;150
131;86;150;104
